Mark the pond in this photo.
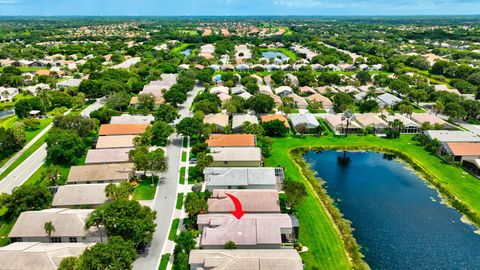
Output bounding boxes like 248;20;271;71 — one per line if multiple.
0;108;15;119
180;48;192;56
261;50;289;60
304;150;480;270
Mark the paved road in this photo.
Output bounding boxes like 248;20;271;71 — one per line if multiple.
0;99;104;194
133;86;202;270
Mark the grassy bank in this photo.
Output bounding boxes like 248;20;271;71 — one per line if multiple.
266;134;480;269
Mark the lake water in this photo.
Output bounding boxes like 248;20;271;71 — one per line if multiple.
0;108;15;118
180;48;192;56
261;51;289;60
304;150;480;270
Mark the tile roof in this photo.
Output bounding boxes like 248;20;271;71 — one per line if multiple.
0;242;93;270
210;147;262;162
445;142;480;156
52;184;110;207
9;209;103;238
110;114;154;124
85;148;132;164
208;190;280;213
197;214;292;247
67;163;134;184
189;249;303;270
260;114;290;128
98;124;148;136
207;134;256;147
204;167;278;187
96;135;136;149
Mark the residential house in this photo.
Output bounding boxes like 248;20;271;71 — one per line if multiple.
204;113;230;132
109;114;154;124
52;184;110;208
410;113;456;130
274;86;293;97
208;189;280;213
0;87;19;102
425;130;480;143
441;142;480;162
289;113;320;132
0;242;93;270
56;78;83;89
306;93;333;110
382;114;420;134
287;93;309;110
285;74;299;87
197;214;294;249
261;114;290;128
300;86;316;95
209;147;262;167
203;167;283;191
189;249;303;270
111;57;141;69
207;134;256;148
325;114;362;135
9;209;105;244
85;148;132;164
355;113;389;134
95;135;136;149
98;124;149;136
66;163;134;185
376;93;402;108
231;114;259;131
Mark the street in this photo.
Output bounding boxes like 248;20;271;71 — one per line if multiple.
133;86;202;270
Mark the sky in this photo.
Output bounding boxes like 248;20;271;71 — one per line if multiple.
0;0;479;16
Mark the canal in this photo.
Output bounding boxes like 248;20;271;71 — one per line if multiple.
304;150;480;270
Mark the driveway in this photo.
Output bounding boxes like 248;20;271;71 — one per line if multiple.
133;86;202;270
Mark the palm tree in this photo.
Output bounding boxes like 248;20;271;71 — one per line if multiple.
341;109;355;137
44;221;55;242
85;210;105;243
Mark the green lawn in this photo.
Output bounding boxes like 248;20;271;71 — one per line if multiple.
266;134;480;269
178;30;198;35
158;253;170;270
168;218;180;241
179;167;186;184
133;178;157;200
181;151;187;162
171;43;193;54
0;222;13;247
0;115;17;128
182;137;188;148
0;66;44;72
176;193;184;209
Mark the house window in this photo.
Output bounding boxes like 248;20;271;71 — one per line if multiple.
51;237;62;243
69;237;78;243
223;161;228;165
11;238;22;243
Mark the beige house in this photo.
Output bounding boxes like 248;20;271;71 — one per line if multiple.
0;242;93;270
95;135;136;149
66;163;134;185
204;113;230;132
307;93;333;110
189;249;303;270
9;209;105;244
52;184;110;208
209;147;262;167
208;189;280;213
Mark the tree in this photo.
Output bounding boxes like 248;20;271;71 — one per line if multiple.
78;80;102;98
342;109;355;137
433;100;445;116
86;200;157;248
398;103;414;116
333;93;354;113
15;97;43;118
137;93;156;111
149;121;174;146
46;128;85;165
195;152;213;172
58;257;78;270
176;117;204;138
358;99;379;113
262;120;290;137
106;91;130;111
356;71;371;85
164;89;187;107
242;122;264;136
284;180;307;211
84;209;106;243
41;164;62;186
44;221;55;239
155;104;179;123
53;114;96;138
69;236;137;270
225;240;237;249
90;107;120;124
185;192;208;216
129;146;150;175
149;148;168;179
0;185;52;222
444;102;466;121
105;182;134;201
246;94;275;113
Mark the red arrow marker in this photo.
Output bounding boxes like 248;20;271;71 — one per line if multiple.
225;193;246;220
